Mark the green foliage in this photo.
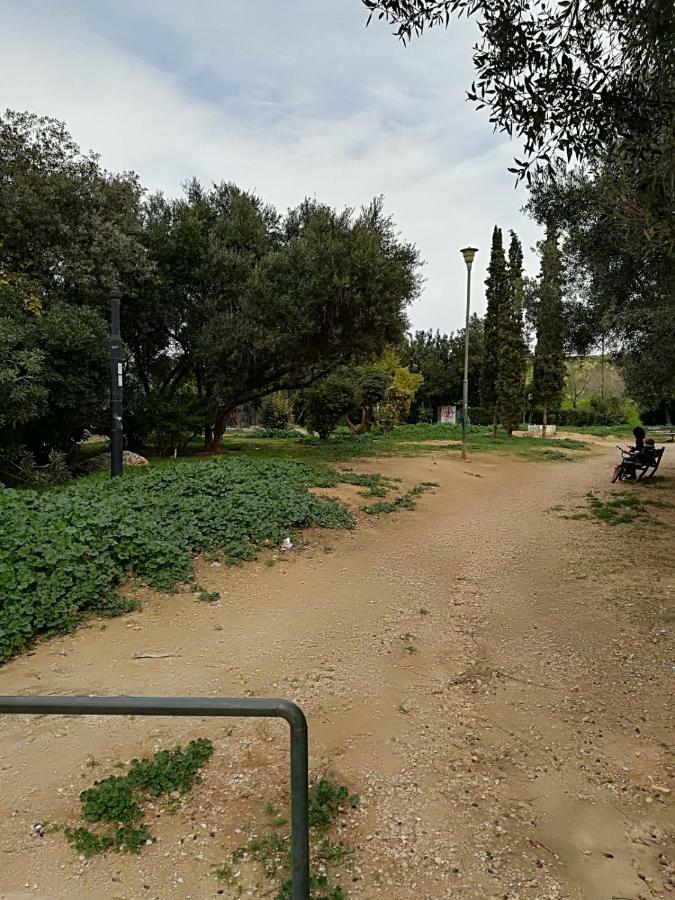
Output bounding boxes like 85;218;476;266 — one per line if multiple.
0;458;355;662
309;778;360;831
128;386;206;456
586;491;646;526
532;227;566;426
527;164;674;424
363;482;437;515
0;290;109;465
495;232;527;435
197;589;220;603
481;227;508;424
232;776;358;900
64;739;213;856
364;2;674;247
145;189;420;447
305;371;359;441
260;394;294;431
402;319;484;421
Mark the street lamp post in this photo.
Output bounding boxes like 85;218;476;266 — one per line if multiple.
460;247;478;461
110;286;123;477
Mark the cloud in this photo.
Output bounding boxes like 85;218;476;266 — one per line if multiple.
1;0;542;332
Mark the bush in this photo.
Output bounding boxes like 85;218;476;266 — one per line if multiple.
126;387;205;456
0;458;354;663
305;373;357;440
259;393;293;431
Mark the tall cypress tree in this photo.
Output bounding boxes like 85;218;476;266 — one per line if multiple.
496;231;527;436
481;226;508;437
532;226;566;436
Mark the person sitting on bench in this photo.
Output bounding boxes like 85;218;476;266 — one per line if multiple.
622;437;656;479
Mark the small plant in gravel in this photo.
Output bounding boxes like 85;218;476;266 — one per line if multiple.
363;481;437;515
197;588;220;603
64;738;213;856
228;776;358;899
586;491;645;525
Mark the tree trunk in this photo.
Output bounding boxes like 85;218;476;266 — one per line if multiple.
542;401;548;439
665;404;672;426
208;409;229;452
492;407;497;439
346;406;371;435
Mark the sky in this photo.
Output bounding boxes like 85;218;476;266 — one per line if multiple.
2;0;542;333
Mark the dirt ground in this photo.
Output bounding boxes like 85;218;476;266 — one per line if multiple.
0;440;673;900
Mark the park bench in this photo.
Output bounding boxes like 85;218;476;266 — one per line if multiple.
612;446;665;482
649;427;675;443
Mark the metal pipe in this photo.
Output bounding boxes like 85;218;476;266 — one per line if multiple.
110;287;123;477
0;695;310;900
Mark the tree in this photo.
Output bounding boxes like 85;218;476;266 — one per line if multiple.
495;232;527;435
0;281;108;465
363;1;675;244
0;110;151;466
142;187;421;449
481;226;508;436
532;227;566;436
0;110;151;310
372;349;423;431
527;164;674;421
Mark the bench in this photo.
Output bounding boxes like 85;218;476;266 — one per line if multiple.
612;447;666;482
650;428;675;443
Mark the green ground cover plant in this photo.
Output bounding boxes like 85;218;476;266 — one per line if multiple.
228;776;358;900
0;457;356;662
585;490;673;526
363;481;439;515
64;739;213;856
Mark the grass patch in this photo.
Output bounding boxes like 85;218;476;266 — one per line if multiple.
586;491;647;525
217;425;588;464
64;738;213;856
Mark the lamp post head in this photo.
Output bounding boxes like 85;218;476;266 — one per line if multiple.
461;247;478;267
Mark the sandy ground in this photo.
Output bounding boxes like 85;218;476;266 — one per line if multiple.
0;442;673;900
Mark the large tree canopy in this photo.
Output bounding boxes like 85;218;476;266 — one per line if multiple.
526;163;675;419
364;0;674;244
0;110;422;465
139;184;421;448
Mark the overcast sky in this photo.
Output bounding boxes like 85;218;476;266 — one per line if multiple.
2;0;542;333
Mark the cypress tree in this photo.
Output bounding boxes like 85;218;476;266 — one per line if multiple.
495;231;527;436
532;226;566;437
481;226;508;437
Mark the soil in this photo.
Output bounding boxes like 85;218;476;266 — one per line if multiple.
0;441;673;900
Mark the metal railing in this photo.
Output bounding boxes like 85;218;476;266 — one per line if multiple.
0;695;309;899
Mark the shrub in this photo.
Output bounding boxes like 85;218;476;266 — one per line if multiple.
127;387;205;456
260;393;293;431
305;373;357;440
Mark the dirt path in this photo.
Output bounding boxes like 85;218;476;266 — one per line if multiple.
1;444;673;899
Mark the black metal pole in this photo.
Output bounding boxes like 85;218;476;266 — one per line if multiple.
0;695;310;900
110;287;123;477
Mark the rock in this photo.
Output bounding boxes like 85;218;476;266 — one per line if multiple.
280;537;293;551
80;451;149;474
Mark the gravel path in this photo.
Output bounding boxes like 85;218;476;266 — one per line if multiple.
0;443;673;899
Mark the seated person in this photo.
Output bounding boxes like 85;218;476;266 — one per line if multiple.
622;437;655;479
629;426;645;453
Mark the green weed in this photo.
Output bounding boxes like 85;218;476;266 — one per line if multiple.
63;738;213;857
228;777;358;899
363;481;437;515
197;589;220;603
